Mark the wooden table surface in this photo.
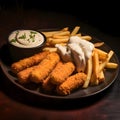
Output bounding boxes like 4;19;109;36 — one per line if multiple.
0;1;120;120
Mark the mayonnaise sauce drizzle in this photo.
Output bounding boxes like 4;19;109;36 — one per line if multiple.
55;36;94;72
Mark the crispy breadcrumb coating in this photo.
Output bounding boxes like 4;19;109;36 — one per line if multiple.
42;75;56;93
42;61;63;92
17;65;37;84
29;52;60;83
57;72;87;95
50;61;75;85
11;51;49;74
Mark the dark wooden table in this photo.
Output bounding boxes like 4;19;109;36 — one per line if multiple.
0;3;120;120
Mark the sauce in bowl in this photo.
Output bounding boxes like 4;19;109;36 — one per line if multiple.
8;30;45;48
8;29;46;62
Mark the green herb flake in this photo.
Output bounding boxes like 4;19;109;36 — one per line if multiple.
10;39;17;43
29;33;35;42
18;33;26;39
30;31;37;34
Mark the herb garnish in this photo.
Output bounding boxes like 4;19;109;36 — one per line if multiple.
18;33;26;39
29;31;37;42
10;30;38;44
10;39;17;43
10;31;19;43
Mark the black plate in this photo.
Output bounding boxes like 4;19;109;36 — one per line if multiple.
0;31;119;101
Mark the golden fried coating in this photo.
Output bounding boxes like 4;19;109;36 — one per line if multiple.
56;72;87;95
50;61;75;85
17;65;37;84
29;52;60;83
42;75;56;93
42;61;62;92
11;51;50;74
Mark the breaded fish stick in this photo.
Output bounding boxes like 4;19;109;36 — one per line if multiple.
30;52;60;83
57;72;87;95
42;62;63;92
11;51;50;74
17;65;37;84
42;75;56;93
50;62;75;85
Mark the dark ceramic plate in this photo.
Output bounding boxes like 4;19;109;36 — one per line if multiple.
0;30;119;100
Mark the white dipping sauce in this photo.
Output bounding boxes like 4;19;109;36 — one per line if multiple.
8;30;45;48
69;36;94;59
55;36;94;72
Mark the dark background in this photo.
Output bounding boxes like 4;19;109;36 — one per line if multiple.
0;0;119;36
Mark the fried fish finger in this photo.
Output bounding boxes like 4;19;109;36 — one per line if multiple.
42;62;63;92
30;52;60;83
42;75;56;93
50;61;75;85
11;51;50;74
17;65;37;84
56;72;87;95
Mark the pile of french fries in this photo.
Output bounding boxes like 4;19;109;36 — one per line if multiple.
41;26;118;88
42;26;92;52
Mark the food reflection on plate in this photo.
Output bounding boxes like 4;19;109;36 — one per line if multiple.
9;26;118;96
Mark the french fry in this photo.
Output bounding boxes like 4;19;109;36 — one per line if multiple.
61;27;69;31
42;31;61;38
90;76;95;86
90;50;115;86
70;26;80;36
99;50;114;73
52;35;69;39
90;50;100;85
53;31;70;36
92;50;99;78
83;56;93;88
80;35;92;41
98;70;105;83
43;47;57;52
105;62;118;69
91;70;105;85
47;38;69;45
94;48;108;60
94;42;104;47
